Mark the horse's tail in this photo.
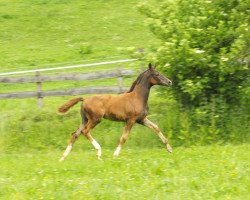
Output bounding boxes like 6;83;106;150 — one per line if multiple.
58;97;84;113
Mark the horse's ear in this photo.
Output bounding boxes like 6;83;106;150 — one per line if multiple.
148;63;156;70
148;63;153;70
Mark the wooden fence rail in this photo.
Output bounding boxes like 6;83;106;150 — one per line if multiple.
0;67;134;108
0;69;133;83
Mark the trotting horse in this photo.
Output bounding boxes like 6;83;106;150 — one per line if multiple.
59;63;172;161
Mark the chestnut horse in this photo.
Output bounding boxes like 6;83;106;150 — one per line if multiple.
59;63;172;161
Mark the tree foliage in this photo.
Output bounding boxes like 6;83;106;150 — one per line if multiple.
138;0;249;106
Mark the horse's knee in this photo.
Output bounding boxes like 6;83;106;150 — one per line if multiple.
72;132;79;140
152;124;160;132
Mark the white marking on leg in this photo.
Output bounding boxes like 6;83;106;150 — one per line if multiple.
113;145;122;157
166;143;173;153
143;118;173;153
64;145;73;156
91;140;102;159
92;140;101;149
59;145;72;162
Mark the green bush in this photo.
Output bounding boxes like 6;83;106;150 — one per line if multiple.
138;0;249;106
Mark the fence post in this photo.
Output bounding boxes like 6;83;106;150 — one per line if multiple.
117;65;123;93
36;71;43;108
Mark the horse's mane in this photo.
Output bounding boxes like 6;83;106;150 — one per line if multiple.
127;70;148;93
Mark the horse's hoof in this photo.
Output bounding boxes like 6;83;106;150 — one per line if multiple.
97;156;102;161
113;153;119;158
59;157;65;162
113;151;120;157
166;144;173;153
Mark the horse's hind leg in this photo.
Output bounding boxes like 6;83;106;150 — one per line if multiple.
140;118;172;153
82;120;102;160
59;124;83;162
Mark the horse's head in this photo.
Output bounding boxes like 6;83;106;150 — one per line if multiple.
127;63;172;93
148;63;172;87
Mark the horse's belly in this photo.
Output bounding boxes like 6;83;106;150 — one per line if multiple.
103;112;126;122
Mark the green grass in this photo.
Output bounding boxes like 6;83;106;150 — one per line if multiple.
0;2;249;199
0;145;249;199
0;0;157;71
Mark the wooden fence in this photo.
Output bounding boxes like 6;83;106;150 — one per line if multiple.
0;67;134;107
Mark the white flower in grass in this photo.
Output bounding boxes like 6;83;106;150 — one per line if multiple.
164;63;171;67
221;57;229;62
195;49;205;54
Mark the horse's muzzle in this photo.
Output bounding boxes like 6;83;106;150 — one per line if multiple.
163;80;172;86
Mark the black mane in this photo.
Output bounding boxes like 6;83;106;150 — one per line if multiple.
127;70;148;93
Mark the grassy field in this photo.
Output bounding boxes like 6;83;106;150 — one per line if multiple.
0;1;249;199
0;0;157;71
0;145;249;200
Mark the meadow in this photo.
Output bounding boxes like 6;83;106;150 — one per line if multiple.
0;0;249;199
0;0;158;71
1;145;249;200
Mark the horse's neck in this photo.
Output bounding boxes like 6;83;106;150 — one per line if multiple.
133;82;151;107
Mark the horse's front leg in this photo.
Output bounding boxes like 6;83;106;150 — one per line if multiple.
140;118;172;153
114;120;135;157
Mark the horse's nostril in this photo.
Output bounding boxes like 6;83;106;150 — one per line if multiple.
169;80;172;86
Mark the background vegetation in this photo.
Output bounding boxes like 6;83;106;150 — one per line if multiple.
0;0;249;199
139;0;249;106
137;0;249;145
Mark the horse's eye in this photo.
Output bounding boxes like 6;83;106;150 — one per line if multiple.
154;73;159;76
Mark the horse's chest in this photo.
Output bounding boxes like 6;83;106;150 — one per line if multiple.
131;103;148;119
139;105;148;118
